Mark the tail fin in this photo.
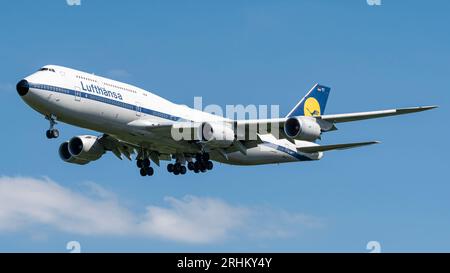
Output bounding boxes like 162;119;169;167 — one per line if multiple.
286;83;331;117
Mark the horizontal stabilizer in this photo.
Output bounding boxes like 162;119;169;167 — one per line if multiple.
297;141;380;153
319;106;437;123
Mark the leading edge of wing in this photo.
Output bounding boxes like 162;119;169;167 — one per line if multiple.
319;105;437;123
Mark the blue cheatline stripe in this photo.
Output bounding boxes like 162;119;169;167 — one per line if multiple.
262;141;313;161
29;82;312;161
28;82;184;122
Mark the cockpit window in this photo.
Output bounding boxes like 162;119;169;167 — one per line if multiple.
39;67;56;72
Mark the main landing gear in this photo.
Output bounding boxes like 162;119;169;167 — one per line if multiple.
167;162;187;176
190;153;213;173
136;153;214;177
45;115;59;139
137;158;154;177
167;153;213;175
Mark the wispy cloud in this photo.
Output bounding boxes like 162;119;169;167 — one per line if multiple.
0;176;133;235
244;206;324;239
140;195;249;243
0;176;323;244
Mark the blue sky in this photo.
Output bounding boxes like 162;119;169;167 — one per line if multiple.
0;0;449;252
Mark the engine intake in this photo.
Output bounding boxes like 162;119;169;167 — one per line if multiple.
59;135;105;165
58;142;90;165
200;122;235;148
284;117;321;141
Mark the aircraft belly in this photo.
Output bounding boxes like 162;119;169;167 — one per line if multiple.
221;145;298;165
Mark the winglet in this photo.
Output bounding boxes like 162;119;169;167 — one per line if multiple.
395;105;438;114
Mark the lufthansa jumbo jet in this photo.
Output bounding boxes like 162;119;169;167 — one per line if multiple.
16;65;436;177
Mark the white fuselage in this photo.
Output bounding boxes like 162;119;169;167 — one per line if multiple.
19;65;322;165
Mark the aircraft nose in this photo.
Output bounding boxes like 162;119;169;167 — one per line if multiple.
16;79;29;96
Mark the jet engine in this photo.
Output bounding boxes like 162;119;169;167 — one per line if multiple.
200;122;235;148
284;116;321;141
59;135;105;164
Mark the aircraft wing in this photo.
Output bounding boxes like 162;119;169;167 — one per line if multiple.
122;105;436;153
234;118;288;139
99;134;139;160
233;105;437;137
318;106;437;123
297;141;380;153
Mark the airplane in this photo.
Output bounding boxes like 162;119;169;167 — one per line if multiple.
16;65;436;177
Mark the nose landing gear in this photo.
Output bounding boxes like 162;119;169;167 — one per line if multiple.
45;115;59;139
46;129;59;139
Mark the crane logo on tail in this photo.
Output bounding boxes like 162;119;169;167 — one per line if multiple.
303;97;321;116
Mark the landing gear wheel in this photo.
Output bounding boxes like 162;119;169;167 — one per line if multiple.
195;154;202;162
187;162;194;171
167;164;174;173
199;161;206;170
174;163;182;173
173;170;180;175
46;129;59;139
45;115;58;139
206;161;213;170
143;158;151;168
136;159;143;168
139;168;147;177
180;166;187;175
51;129;59;138
146;167;154;176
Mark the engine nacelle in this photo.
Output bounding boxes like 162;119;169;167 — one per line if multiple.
58;142;90;165
58;135;105;164
284;116;321;141
68;135;105;161
200;122;235;148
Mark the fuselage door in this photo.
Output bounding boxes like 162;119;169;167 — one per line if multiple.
135;102;141;117
74;86;81;101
